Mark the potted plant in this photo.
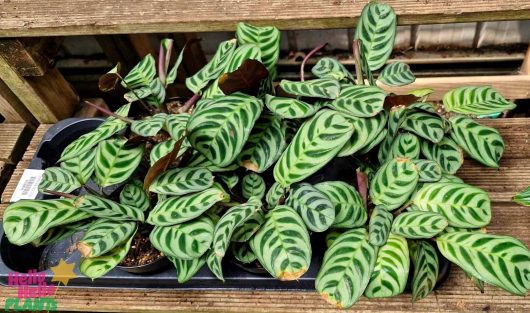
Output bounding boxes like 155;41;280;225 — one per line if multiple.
3;0;529;309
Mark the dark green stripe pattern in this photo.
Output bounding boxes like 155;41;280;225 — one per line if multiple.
60;148;95;184
378;62;415;87
391;211;448;239
286;183;335;232
94;137;144;187
280;78;340;99
412;159;442;183
314;181;367;228
329;85;386;118
368;206;393;246
80;234;134;280
241;173;266;200
421;137;464;174
265;95;321;119
149;167;214;196
409;240;439;301
443;86;516;115
76;195;144;222
120;180;150;212
78;219;137;257
130;113;167;137
38;166;81;194
514;186;530;206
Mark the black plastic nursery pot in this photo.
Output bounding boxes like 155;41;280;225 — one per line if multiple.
0;118;451;290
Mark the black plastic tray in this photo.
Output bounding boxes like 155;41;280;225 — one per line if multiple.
0;118;449;291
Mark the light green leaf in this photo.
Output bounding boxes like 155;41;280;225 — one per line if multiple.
130;113;167;137
149;167;214;196
241;173;266;200
328;85;386;117
121;54;156;88
413;159;442;183
120;180;150;211
164;113;189;141
286;183;335;232
273;109;353;187
236;22;280;72
231;242;257;264
316;228;377;308
368;206;393;246
312;57;354;81
94;137;144;187
32;220;92;247
387;132;420;160
60;149;96;185
437;231;530;296
250;205;311;280
514;186;530;206
265;95;320;119
231;210;265;242
314;181;367;228
187;93;263;167
391;211;448;239
265;182;286;209
409;240;439;301
78;219;136;257
3;198;90;246
150;215;214;260
443;86;516;115
369;157;419;210
38;167;81;194
218;172;239;190
168;254;206;283
449;115;504;168
421;137;464;174
238;112;286;172
147;187;228;226
338;111;388;157
280;78;340;99
402;112;444;143
354;1;397;71
412;182;491;228
365;234;409;298
80;235;134;280
76;194;144;222
378;62;415;86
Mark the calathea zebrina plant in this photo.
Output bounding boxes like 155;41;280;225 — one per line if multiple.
3;0;530;309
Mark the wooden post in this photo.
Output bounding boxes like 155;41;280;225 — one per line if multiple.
0;38;62;76
0;38;78;124
520;45;530;75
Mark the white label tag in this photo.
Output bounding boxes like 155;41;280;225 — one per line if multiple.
10;169;45;202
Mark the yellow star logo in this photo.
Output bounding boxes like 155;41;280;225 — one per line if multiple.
50;259;77;286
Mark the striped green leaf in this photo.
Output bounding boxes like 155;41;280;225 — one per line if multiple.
3;198;90;246
273;109;353;187
280;78;340;99
312;57;355;81
265;182;286;209
168;254;206;283
387;133;420;160
357;128;388;155
365;233;410;298
185;39;237;94
325;229;343;248
391;211;448;239
449;115;504;168
388;105;408;136
207;249;224;281
238;112;286;172
60;148;96;185
369;157;419;210
32;220;92;247
166;40;187;86
218;172;239;190
402;112;444;143
329;85;386;117
149;167;214;196
250;205;311;280
368;206;394;246
147;187;228;226
236;22;280;72
94;138;144;187
120;180;150;211
185;151;239;172
439;225;485;236
409;240;439;301
80;235;134;280
78;219;136;257
144;78;166;107
121;54;156;88
412;182;491;228
264;95;320;119
130;113;167;137
338;111;388;157
164;113;189;141
213;199;261;258
316;228;377;308
60;104;131;161
241;173;266;200
354;1;397;71
231;242;257;263
378;62;415;86
514;186;530;206
286;183;335;232
123;86;151;102
76;194;144;222
413;159;442;183
443;86;516;115
408;102;438;115
187;93;263;167
421;137;464;174
149;139;189;166
437;231;530;295
231;210;265;242
38;167;81;194
314;181;367;228
150;215;214;260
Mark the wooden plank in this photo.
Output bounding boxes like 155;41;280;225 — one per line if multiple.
0;38;63;76
414;23;477;49
0;124;33;164
381;75;530;100
0;1;529;37
0;79;38;126
0;55;79;123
